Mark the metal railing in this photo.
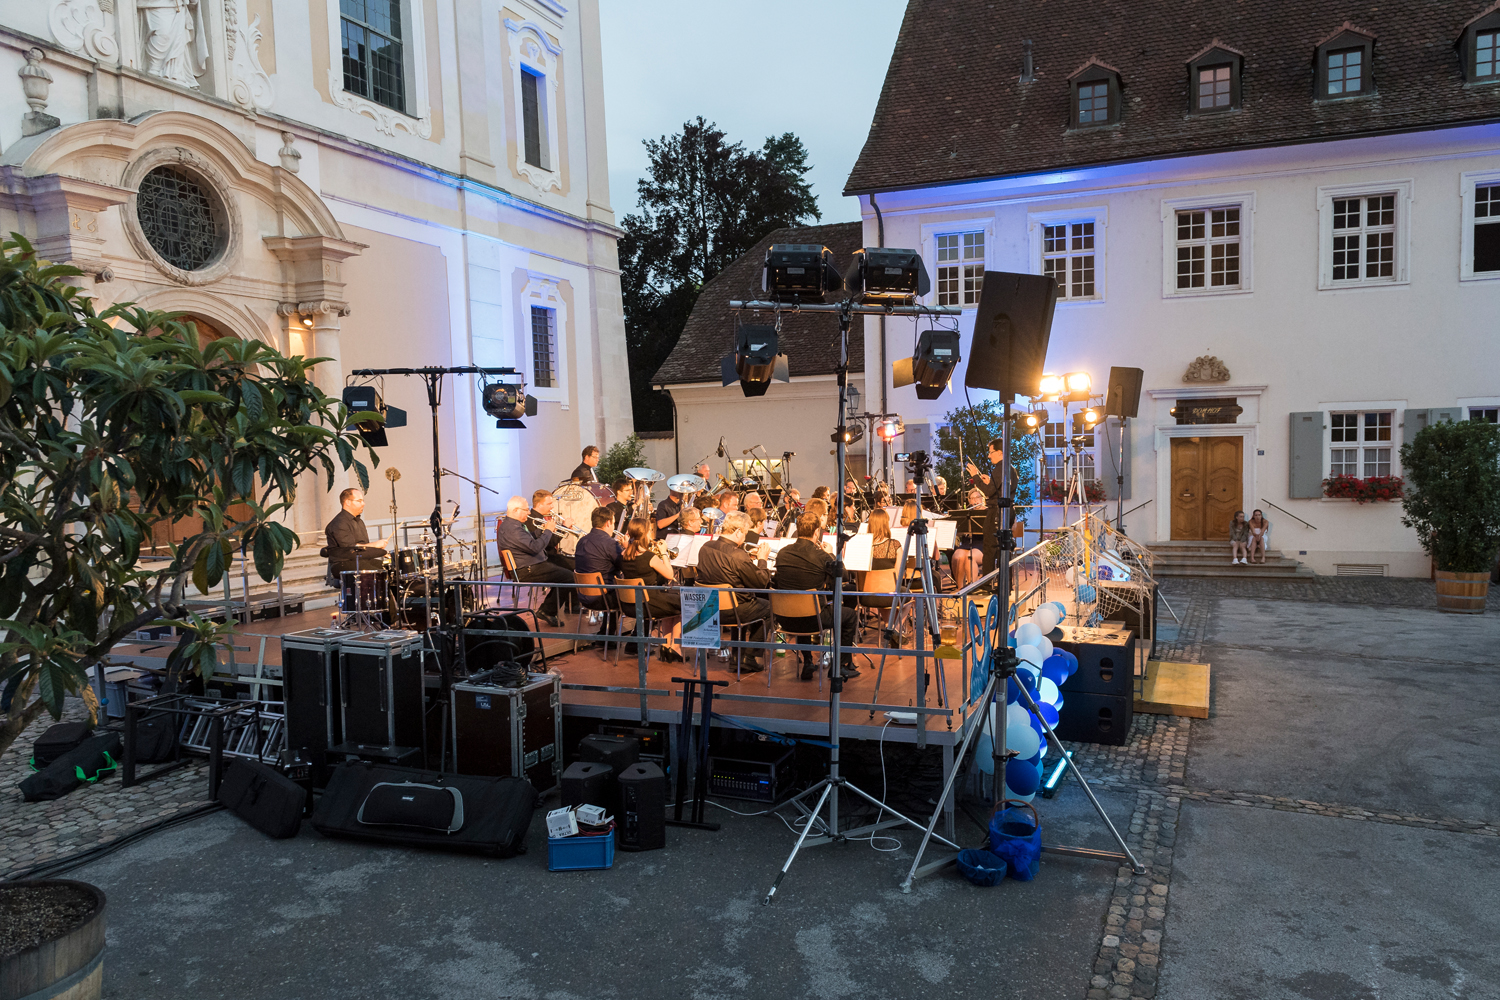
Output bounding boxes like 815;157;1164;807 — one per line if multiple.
1259;498;1317;530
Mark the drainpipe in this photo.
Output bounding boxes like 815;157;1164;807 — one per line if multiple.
658;384;680;474
870;194;888;485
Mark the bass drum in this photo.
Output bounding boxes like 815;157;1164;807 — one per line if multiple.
551;483;608;556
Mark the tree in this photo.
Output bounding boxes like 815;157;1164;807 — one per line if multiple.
620;119;821;431
595;434;648;487
933;400;1041;512
1399;418;1500;572
0;237;372;758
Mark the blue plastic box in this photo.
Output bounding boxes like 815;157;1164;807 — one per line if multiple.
547;831;615;871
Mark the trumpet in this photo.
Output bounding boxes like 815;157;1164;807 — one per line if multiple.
651;539;678;560
531;515;583;537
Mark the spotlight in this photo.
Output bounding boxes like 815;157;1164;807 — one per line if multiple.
300;315;313;328
876;415;905;443
720;324;790;398
1065;371;1092;394
831;423;864;445
1072;410;1099;437
1017;409;1044;431
844;247;930;303
764;244;843;303
341;385;407;447
482;382;538;429
892;328;961;400
1038;373;1065;397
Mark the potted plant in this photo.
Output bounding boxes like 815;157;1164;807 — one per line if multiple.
1399;419;1500;613
0;879;107;999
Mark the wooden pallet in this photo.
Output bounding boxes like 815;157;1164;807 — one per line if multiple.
1136;660;1211;719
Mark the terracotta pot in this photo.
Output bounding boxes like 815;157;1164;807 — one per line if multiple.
0;879;106;1000
1434;570;1490;614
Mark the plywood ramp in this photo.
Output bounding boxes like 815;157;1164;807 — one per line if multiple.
1136;660;1210;719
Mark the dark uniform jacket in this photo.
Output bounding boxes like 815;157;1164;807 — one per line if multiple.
977;461;1004;572
654;495;682;530
575;529;623;584
773;538;836;592
324;509;386;579
696;537;770;590
496;515;554;569
570;462;597;483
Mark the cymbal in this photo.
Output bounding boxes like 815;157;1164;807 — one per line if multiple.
624;467;665;482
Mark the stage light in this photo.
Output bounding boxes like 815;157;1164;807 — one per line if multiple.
342;385;407;447
1083;407;1100;424
1065;371;1092;394
482;382;538;429
1042;750;1072;797
720;324;790;398
844;247;930;303
892;328;961;400
1020;409;1044;431
1039;374;1065;397
832;423;864;445
876;415;905;443
763;244;843;303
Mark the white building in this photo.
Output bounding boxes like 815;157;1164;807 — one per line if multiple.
0;0;630;560
843;0;1500;577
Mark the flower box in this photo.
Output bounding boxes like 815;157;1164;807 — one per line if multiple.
1321;474;1404;504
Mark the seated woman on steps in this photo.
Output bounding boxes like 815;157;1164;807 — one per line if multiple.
1228;510;1250;565
1247;509;1270;565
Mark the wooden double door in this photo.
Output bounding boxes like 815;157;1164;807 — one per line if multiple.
1170;437;1243;540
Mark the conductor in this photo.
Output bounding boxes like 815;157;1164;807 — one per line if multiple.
324;487;393;586
966;438;1005;580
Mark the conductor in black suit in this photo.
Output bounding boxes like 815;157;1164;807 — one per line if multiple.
324;487;392;587
966;438;1006;579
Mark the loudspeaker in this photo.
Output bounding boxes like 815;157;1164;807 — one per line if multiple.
560;760;614;810
1054;692;1132;746
1105;366;1144;419
576;734;640;776
617;761;667;851
965;271;1058;398
1056;625;1136;699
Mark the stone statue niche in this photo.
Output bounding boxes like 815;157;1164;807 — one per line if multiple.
138;0;209;90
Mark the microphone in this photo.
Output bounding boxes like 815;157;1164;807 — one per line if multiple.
742;444;763;455
716;439;725;458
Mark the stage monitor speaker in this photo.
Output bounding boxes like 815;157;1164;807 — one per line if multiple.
560;760;614;810
617;761;667;851
1055;624;1136;699
1106;366;1144;419
1053;692;1132;746
965;271;1058;398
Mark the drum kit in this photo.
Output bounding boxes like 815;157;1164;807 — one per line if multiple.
337;537;477;631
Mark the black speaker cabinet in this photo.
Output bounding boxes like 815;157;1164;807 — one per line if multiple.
451;670;562;792
1054;692;1132;746
338;630;426;757
1106;366;1144;419
281;628;358;787
618;761;667;851
965;271;1057;398
595;722;671;775
560;760;614;809
1055;624;1136;698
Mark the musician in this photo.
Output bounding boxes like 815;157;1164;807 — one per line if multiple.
604;479;632;526
779;487;803;518
950;487;987;591
496;495;569;626
966;438;1006;579
719;493;741;516
575;507;623;584
654;488;683;532
695;462;713;481
773;511;859;680
789;497;829;539
619;518;684;662
810;486;830;503
570;445;601;484
323;487;393;587
679;506;704;535
746;507;767;544
904;478;918;494
695;511;772;673
529;489;575;573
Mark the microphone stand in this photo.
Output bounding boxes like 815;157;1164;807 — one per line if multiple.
442;467;499;584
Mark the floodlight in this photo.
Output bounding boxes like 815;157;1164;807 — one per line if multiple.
482;382;538;429
1021;410;1043;431
764;244;843;303
1038;373;1065;397
844;247;930;303
341;385;407;447
832;423;864;445
720;324;790;398
1065;371;1092;394
876;415;905;443
1083;407;1100;424
892;328;961;400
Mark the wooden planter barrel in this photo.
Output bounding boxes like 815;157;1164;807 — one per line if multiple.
0;880;106;1000
1435;570;1490;614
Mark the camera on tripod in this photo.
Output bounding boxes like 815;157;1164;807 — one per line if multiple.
903;449;932;485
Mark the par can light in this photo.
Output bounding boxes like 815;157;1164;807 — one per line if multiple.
721;324;790;397
876;415;905;443
892;328;961;400
763;244;843;303
341;385;407;447
1038;373;1065;397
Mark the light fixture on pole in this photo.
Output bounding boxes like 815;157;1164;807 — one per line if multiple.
832;422;864;446
763;244;843;303
721;323;790;398
876;415;904;443
892;328;961;400
1039;370;1094;403
341;384;407;447
844;247;930;303
482;382;538;429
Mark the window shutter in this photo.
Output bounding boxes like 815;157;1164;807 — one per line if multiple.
1101;418;1130;500
1405;408;1460;444
1288;412;1323;498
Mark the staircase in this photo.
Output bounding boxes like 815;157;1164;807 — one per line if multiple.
1146;540;1314;579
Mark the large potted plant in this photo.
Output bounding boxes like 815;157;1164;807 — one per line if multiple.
0;880;106;1000
1399;419;1500;613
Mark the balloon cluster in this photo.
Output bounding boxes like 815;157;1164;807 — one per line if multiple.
975;601;1077;803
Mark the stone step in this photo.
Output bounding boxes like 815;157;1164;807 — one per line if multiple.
1153;564;1316;579
1150;553;1300;568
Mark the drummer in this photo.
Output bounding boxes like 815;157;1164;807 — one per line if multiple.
323;487;394;587
570;446;600;484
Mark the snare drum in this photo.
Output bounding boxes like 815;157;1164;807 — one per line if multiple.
340;569;389;616
395;547;431;577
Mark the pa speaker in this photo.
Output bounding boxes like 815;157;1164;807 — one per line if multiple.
1106;366;1144;419
965;271;1058;398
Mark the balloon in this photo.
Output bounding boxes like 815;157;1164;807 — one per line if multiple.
1016;643;1044;667
1037;702;1060;728
1005;720;1041;759
975;732;994;773
1039;677;1061;707
1036;636;1054;661
1017;664;1040;688
1032;606;1061;633
1015;622;1042;647
1041;654;1069;686
1047;600;1067;618
1063;566;1076;586
1005;759;1042;796
1057;649;1079;679
1006;702;1032;732
1005;788;1037;804
1006;677;1020;704
1077;584;1098;604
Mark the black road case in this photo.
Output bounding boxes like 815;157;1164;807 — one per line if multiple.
281;627;360;786
337;630;426;759
451;670;562;792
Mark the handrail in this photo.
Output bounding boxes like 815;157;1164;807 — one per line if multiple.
1117;498;1153;520
1259;498;1317;530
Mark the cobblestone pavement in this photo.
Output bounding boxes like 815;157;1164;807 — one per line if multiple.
0;700;209;880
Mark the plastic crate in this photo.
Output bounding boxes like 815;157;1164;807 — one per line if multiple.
547;830;615;871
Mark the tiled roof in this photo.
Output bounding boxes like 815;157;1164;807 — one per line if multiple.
652;222;865;386
846;0;1500;194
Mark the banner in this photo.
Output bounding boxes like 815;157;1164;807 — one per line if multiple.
680;587;721;649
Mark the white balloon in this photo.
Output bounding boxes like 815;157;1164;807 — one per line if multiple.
1036;636;1054;661
1005;720;1040;759
1032;606;1061;633
1039;678;1061;706
1063;566;1076;586
1015;622;1042;647
1016;644;1044;667
1006;702;1032;732
1048;601;1068;620
1004;788;1037;804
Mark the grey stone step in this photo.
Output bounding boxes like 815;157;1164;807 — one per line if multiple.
1153;564;1315;579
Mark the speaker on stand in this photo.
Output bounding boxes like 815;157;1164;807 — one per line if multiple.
1104;367;1143;533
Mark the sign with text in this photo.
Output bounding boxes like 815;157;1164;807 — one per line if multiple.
680;587;721;649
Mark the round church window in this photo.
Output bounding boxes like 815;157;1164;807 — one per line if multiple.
135;166;225;272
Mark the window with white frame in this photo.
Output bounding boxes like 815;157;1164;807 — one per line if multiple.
1042;222;1097;298
1330;410;1393;478
1175;207;1241;290
1331;195;1395;283
530;306;557;389
521;69;545;168
340;0;406;113
1474;184;1500;273
1471;406;1499;423
1042;421;1095;482
935;231;984;306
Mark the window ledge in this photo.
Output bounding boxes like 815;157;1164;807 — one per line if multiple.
1317;278;1410;291
1314;91;1379;104
1164;287;1252;300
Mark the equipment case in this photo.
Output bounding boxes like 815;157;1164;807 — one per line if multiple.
450;670;562;791
337;630;426;759
281;627;359;785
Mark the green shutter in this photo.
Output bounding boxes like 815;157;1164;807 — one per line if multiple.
1288;412;1323;498
1102;418;1130;500
1404;408;1460;444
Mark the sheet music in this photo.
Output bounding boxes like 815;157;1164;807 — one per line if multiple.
666;534;711;567
841;533;873;572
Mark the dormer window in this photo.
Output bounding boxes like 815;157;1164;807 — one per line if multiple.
1315;23;1376;99
1457;7;1500;83
1068;59;1123;128
1185;41;1244;113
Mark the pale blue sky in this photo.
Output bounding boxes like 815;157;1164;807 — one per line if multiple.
598;0;909;225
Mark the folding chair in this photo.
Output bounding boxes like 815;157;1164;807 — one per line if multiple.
770;589;825;691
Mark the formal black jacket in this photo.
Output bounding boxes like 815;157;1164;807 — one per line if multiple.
773;538;836;593
574;528;623;583
695;537;770;591
570;462;597;483
977;461;1004;571
324;509;386;577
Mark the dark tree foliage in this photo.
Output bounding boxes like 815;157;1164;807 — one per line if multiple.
1399;418;1500;572
621;118;820;431
934;400;1042;513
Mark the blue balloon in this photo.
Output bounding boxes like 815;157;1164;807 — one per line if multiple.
1037;702;1060;728
1077;584;1097;604
1047;600;1067;618
1006;676;1021;704
1057;649;1079;679
1005;759;1042;796
975;733;994;773
1041;653;1070;686
1017;669;1039;694
1028;712;1046;737
1025;752;1041;767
